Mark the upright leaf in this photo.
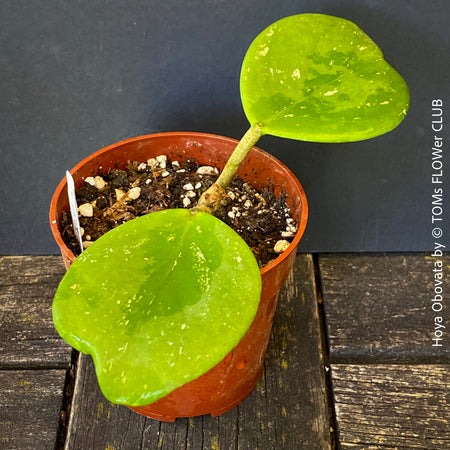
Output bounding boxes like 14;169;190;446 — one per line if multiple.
241;14;409;142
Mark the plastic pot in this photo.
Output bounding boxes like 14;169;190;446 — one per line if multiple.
49;132;308;421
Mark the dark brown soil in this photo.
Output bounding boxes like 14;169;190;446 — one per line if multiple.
60;155;298;267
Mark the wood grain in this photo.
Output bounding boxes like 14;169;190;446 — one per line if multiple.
0;255;72;369
64;254;332;449
3;254;448;449
318;254;450;363
332;364;450;449
0;369;67;450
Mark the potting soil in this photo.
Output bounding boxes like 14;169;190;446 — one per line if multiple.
60;156;298;267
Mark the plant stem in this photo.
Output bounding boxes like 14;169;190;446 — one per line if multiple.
215;123;264;189
193;123;264;214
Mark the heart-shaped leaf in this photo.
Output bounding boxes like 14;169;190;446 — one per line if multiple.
53;209;261;406
241;14;409;142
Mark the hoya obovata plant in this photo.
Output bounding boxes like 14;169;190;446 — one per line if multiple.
53;14;409;406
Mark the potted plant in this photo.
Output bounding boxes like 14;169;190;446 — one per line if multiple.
50;14;409;421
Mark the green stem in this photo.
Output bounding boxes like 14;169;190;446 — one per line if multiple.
193;123;264;214
215;123;264;189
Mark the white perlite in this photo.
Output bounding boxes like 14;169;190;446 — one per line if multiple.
147;158;158;168
127;187;141;200
78;203;94;217
156;155;167;169
85;176;107;190
196;166;218;175
94;176;107;190
274;240;290;254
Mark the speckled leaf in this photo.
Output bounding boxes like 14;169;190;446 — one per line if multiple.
241;14;409;142
53;209;261;406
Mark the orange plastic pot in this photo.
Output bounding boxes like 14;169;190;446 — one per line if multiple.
49;132;308;421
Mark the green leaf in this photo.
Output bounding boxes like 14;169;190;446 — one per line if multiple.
241;14;410;142
53;209;262;406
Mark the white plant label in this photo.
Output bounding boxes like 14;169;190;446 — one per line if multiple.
66;171;84;253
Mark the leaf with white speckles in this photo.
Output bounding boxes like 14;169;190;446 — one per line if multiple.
53;209;261;406
241;14;409;142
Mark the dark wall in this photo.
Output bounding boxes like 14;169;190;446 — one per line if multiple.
1;0;448;254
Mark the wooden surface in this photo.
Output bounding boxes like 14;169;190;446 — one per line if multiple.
64;254;332;449
332;364;450;449
0;370;67;450
318;254;450;363
1;254;449;449
0;256;72;369
319;254;450;448
0;256;73;449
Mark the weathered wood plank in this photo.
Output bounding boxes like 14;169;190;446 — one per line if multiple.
332;364;450;449
0;255;72;369
0;255;67;286
64;254;332;449
0;369;67;450
318;254;450;363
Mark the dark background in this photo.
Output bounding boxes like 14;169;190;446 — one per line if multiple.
1;0;448;254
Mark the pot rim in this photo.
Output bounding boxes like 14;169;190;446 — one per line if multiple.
49;131;308;273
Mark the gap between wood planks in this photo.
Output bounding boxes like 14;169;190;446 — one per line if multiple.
312;254;339;450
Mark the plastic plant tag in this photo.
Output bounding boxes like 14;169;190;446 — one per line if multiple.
66;171;84;253
53;209;262;406
240;14;410;142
